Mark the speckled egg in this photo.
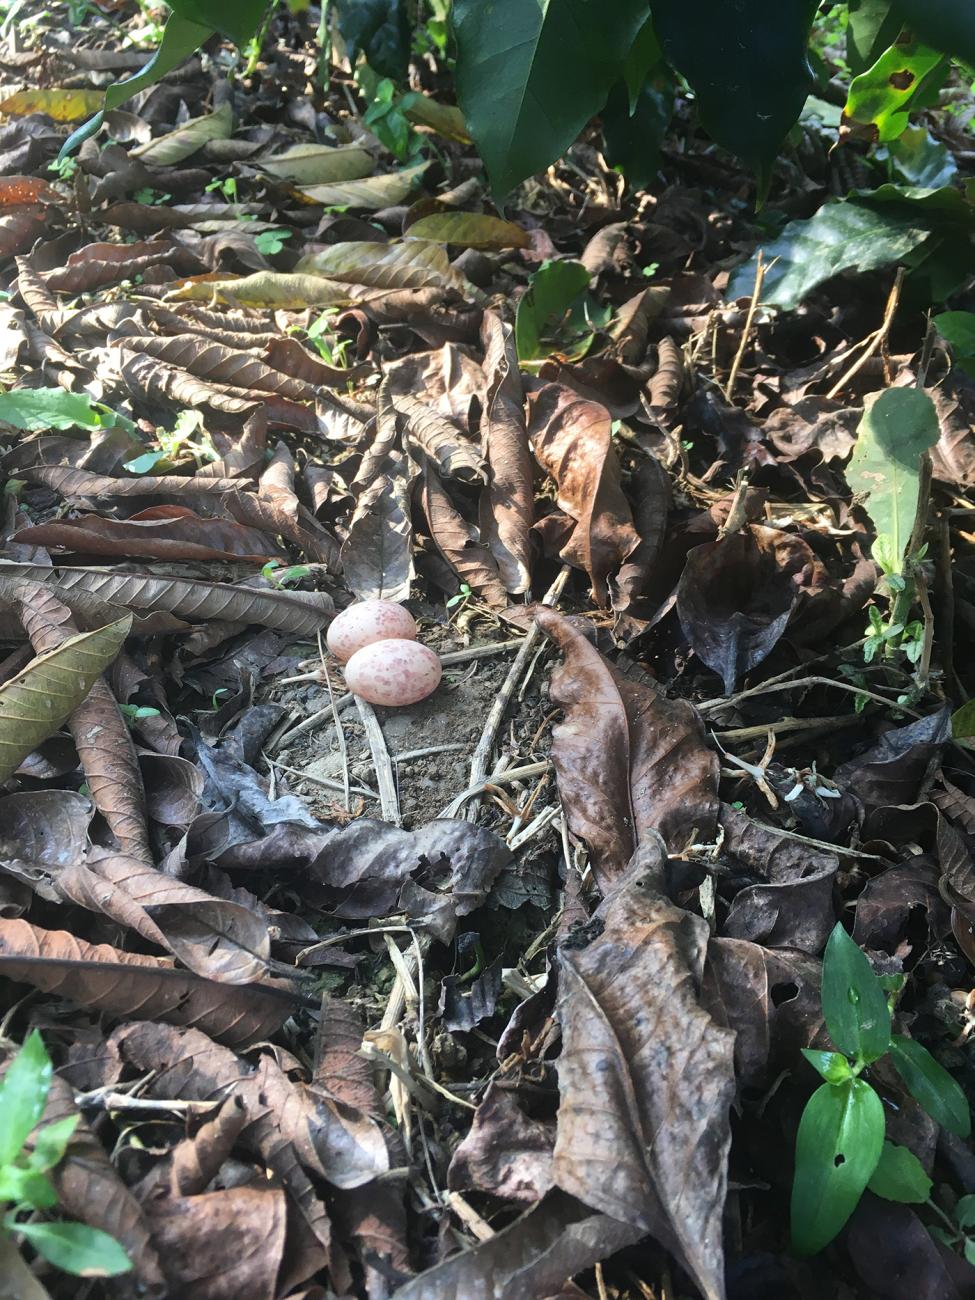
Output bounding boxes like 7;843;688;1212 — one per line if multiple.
344;639;442;707
326;599;417;663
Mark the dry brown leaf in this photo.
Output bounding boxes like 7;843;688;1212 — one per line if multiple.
45;240;195;293
393;389;486;483
297;239;479;300
536;608;719;889
131;102;233;166
529;384;640;606
18;464;244;500
0;210;47;261
554;840;735;1300
261;335;366;389
138;1096;248;1200
479;311;533;593
418;454;508;607
298;162;427;208
0;918;296;1046
166;271;351;309
257;142;374;184
112;333;315;401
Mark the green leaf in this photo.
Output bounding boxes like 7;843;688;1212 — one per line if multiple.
0;389;106;432
955;1194;975;1230
844;38;948;142
820;923;891;1063
867;1140;933;1202
802;1049;855;1084
515;260;591;362
335;0;410;81
881;126;958;189
452;0;648;197
0;1164;57;1208
953;699;975;740
27;1115;79;1173
622;15;664;112
892;0;975;66
791;1079;886;1256
650;0;818;180
405;211;531;250
847;0;905;74
889;1034;971;1137
602;76;674;191
846;388;940;579
0;1032;51;1166
934;309;975;375
58;13;215;159
165;0;266;46
0;618;132;782
14;1221;132;1277
727;199;934;309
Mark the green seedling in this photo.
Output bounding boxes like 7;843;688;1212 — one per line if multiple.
262;560;312;588
124;409;215;474
254;228;292;256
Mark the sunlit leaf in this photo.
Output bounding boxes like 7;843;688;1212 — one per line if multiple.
843;38;947;142
0;88;103;122
257;144;374;185
405;211;531;250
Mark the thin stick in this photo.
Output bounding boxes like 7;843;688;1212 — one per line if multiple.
265;755;377;800
698;674;920;719
714;713;861;743
355;696;400;824
725;249;764;401
826;266;904;400
320;636;350;812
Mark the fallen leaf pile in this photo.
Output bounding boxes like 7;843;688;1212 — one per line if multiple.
0;5;973;1300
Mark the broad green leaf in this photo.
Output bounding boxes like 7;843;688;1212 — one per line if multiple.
844;39;947;142
0;617;132;782
791;1079;885;1256
847;389;940;579
867;1140;933;1202
0;1031;51;1165
405;212;531;250
881;126;958;189
257;144;374;185
801;1049;854;1084
893;0;975;67
727;199;934;309
623;15;664;111
165;0;265;45
515;260;591;362
58;14;214;160
400;92;472;143
14;1221;131;1277
299;162;427;209
934;310;975;377
335;0;411;81
0;389;105;432
168;271;352;308
452;0;648;197
0;1165;57;1208
847;0;905;74
820;922;891;1063
602;77;674;191
28;1115;80;1173
955;1194;975;1230
0;88;103;122
889;1034;971;1137
650;0;818;180
953;697;975;739
131;101;233;167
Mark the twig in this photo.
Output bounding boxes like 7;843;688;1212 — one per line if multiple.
440;761;554;818
826;266;904;400
320;634;350;812
714;713;861;743
725;249;765;400
265;755;377;800
355;696;400;824
698;674;921;719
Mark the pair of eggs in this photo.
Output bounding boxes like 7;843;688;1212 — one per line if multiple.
325;599;442;707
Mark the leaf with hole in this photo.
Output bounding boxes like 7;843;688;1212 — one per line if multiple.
843;38;947;142
820;922;891;1063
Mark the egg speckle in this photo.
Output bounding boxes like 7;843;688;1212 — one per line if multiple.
326;600;417;663
344;639;442;707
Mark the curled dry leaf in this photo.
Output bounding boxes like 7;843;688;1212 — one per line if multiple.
0;918;296;1046
393;389;487;483
112;333;316;401
45;240;195;293
537;607;719;889
479;310;534;593
554;841;735;1300
0;563;332;634
18;463;244;501
448;1082;554;1202
138;1095;249;1200
418;455;508;607
609;454;671;616
648;336;684;411
0;615;131;782
17;587;151;863
529;384;639;606
297;239;479;299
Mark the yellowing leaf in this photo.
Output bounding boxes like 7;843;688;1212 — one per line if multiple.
167;271;352;308
0;88;103;122
257;144;375;185
296;239;480;298
0;617;131;781
406;211;531;250
400;92;472;143
131;101;233;166
299;163;427;210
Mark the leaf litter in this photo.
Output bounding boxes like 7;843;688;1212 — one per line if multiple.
0;7;974;1300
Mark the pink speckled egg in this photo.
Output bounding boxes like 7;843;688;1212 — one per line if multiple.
326;599;417;663
344;638;442;707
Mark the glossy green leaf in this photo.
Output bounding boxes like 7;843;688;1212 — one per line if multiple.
650;0;818;179
623;15;664;111
820;923;891;1063
847;389;940;579
335;0;411;80
892;0;975;66
844;38;947;142
13;1221;132;1277
0;1031;51;1166
602;76;674;191
889;1034;971;1137
847;0;904;74
867;1140;933;1202
791;1079;885;1256
881;126;958;189
452;0;648;197
515;260;591;361
801;1049;854;1084
165;0;266;46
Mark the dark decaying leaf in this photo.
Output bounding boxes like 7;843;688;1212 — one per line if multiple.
18;464;244;500
853;857;950;955
0;789;92;868
418;455;508;606
44;239;197;292
834;707;952;815
0;919;295;1047
609;454;671;615
554;841;734;1300
529;384;640;605
393;389;487;484
676;525;813;694
537;608;719;889
341;456;415;603
448;1082;554;1203
479;310;534;593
